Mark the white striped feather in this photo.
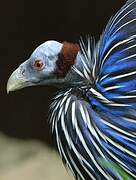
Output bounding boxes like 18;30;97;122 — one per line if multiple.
111;70;136;80
60;110;71;146
72;37;97;82
118;53;136;63
83;105;101;143
100;116;136;139
103;135;136;179
51;91;113;179
123;116;136;124
50;91;112;179
105;135;136;159
50;84;136;178
103;146;136;179
101;34;136;68
89;88;131;107
104;86;122;91
65;96;72;114
67;142;98;180
67;150;86;180
72;66;84;78
112;18;136;36
114;95;136;99
108;0;136;33
59;137;76;177
78;102;106;160
91;117;136;177
110;8;136;32
60;99;97;179
70;110;111;180
48;1;136;178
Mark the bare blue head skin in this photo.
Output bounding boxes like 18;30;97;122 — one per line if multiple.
7;40;83;93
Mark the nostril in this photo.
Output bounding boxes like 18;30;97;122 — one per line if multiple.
20;67;25;75
22;69;25;75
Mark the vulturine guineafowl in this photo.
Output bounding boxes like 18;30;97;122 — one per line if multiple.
7;0;136;179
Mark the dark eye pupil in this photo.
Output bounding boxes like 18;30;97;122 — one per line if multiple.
36;62;42;67
33;60;44;70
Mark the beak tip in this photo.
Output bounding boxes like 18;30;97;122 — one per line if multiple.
6;73;18;94
7;65;30;93
6;81;12;94
6;67;21;93
6;87;10;94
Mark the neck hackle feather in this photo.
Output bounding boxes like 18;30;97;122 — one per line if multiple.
49;1;136;179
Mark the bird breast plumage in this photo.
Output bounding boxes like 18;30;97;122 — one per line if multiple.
49;0;136;179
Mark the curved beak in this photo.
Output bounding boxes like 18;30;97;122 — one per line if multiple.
7;66;29;93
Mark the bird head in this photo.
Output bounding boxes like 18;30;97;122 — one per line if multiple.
7;40;80;93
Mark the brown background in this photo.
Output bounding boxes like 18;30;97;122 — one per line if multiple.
0;0;125;145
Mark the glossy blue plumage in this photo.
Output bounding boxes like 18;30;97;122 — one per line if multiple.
7;0;136;179
50;0;136;179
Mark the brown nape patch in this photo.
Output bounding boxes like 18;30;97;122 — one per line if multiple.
55;41;80;77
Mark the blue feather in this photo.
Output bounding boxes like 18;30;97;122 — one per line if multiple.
50;1;136;179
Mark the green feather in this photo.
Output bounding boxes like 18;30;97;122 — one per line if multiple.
98;158;133;180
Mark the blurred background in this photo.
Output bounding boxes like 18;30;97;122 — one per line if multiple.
0;0;125;179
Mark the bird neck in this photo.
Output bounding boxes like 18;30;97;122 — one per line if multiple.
57;52;91;88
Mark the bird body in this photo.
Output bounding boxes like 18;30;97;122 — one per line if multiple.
7;0;136;179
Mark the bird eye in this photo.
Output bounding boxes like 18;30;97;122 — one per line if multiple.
33;60;45;70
